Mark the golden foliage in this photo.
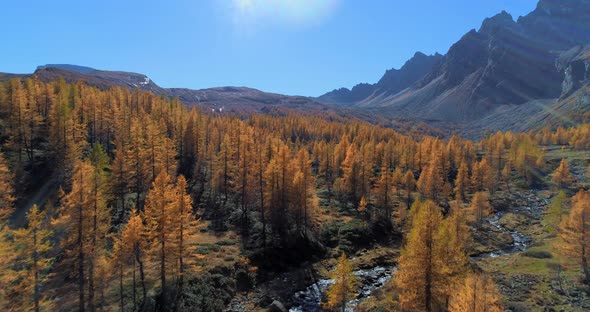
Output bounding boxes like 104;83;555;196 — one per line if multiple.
449;273;504;312
324;253;357;312
467;192;492;229
559;189;590;284
551;158;574;188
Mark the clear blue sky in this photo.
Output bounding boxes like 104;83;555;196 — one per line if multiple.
1;0;539;96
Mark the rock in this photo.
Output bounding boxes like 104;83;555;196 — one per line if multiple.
269;300;287;312
558;45;590;96
257;295;273;308
499;213;528;231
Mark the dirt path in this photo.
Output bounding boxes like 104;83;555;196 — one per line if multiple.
10;176;60;228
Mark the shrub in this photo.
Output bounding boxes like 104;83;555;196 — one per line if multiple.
320;219;371;254
177;273;235;312
523;250;552;259
196;243;221;255
216;239;238;246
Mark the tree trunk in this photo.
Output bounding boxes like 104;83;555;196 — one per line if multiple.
178;206;185;303
133;257;137;311
161;234;166;308
88;261;95;312
119;264;124;312
136;247;147;305
34;229;39;312
78;203;85;312
583;255;590;285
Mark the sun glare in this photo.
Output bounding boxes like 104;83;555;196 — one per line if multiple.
230;0;339;30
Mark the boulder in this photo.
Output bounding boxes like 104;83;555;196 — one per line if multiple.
268;300;287;312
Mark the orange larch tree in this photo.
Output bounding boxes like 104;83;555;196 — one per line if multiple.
395;199;443;312
0;152;15;224
143;172;176;307
559;189;590;284
552;158;574;189
468;192;493;229
13;205;53;312
449;273;504;312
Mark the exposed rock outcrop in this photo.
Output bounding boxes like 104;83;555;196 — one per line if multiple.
559;45;590;97
320;0;590;123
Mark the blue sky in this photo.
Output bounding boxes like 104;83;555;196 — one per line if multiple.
1;0;538;96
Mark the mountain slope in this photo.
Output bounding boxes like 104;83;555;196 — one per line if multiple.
319;52;442;105
2;65;339;116
320;0;590;123
461;46;590;137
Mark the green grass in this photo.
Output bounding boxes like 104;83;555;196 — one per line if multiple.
543;145;590;162
479;230;587;311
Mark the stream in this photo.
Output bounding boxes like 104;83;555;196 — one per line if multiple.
289;266;396;312
475;211;532;259
473;190;548;259
288;213;531;311
286;191;547;311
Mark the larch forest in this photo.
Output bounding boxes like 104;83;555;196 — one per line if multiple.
3;0;590;311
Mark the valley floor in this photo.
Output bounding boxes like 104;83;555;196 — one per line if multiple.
225;147;590;312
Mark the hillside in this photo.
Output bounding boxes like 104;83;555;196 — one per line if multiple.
3;78;590;311
2;65;347;116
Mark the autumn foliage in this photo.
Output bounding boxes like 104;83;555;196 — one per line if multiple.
0;77;570;311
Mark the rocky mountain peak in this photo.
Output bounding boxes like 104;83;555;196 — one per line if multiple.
479;10;516;34
535;0;590;17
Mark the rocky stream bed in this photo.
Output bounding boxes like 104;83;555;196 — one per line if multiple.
227;190;550;311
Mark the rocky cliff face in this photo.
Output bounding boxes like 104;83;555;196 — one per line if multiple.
518;0;590;50
320;0;590;122
376;52;443;95
559;46;590;96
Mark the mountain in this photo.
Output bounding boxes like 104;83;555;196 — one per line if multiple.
37;64;97;74
4;0;590;135
460;46;590;137
320;0;590;123
1;65;345;116
0;64;453;136
318;52;442;105
558;45;590;97
32;66;166;94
